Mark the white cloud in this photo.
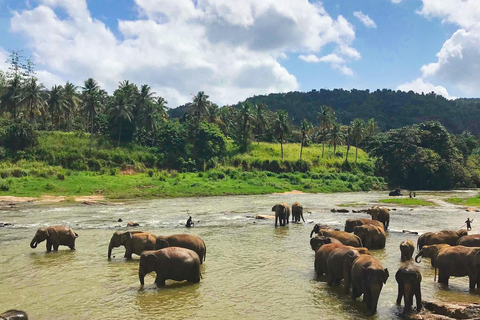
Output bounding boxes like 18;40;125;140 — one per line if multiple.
417;0;480;30
353;11;376;28
9;0;360;106
396;78;454;99
391;0;403;4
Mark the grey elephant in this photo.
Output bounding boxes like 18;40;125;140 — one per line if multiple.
414;244;450;267
108;231;156;259
310;223;339;238
435;245;480;289
353;225;386;249
30;225;78;252
0;309;28;320
316;229;363;247
396;261;422;314
351;254;389;316
417;229;468;250
310;235;342;252
291;202;305;223
457;234;480;247
366;206;390;229
400;239;415;261
326;246;370;292
272;203;291;227
138;247;201;286
344;219;384;233
154;234;206;263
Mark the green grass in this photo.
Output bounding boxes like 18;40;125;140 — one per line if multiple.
445;196;480;207
378;198;436;206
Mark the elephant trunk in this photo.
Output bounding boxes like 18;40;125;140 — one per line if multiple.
415;252;422;263
108;241;114;259
139;269;145;285
403;283;414;314
368;283;383;316
30;238;37;249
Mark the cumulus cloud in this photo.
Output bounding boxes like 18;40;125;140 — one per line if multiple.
391;0;403;4
353;11;376;28
299;53;354;76
9;0;360;106
396;78;453;99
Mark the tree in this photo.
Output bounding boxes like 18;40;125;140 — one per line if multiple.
274;110;290;160
317;105;335;156
238;102;254;152
326;122;344;155
63;82;81;131
206;103;226;132
189;91;210;124
135;84;155;130
81;78;102;148
350;118;366;163
46;85;66;129
109;83;135;147
253;103;267;144
23;77;46;123
300;119;312;160
1;75;23;120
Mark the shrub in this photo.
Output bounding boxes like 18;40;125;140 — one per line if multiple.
4;121;38;152
57;173;65;180
0;180;9;191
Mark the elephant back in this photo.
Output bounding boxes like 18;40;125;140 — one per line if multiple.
458;234;480;247
160;234;206;263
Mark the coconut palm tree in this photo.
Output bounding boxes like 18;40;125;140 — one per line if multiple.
63;82;80;131
109;90;134;147
46;85;66;130
238;101;254;152
253;103;267;144
188;91;210;124
350;118;366;163
274;110;290;160
1;75;23;120
326;122;344;156
343;125;352;163
300;119;313;160
81;78;102;148
317;105;335;157
206;103;226;132
23;77;46;123
135;84;155;130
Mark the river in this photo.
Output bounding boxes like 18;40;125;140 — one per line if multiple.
0;190;479;319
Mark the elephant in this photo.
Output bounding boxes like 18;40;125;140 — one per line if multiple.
309;223;339;238
310;235;342;252
291;202;305;223
417;229;468;250
414;244;450;267
366;206;390;229
351;254;389;316
316;229;363;247
138;247;201;286
353;225;386;249
30;225;78;252
395;261;422;314
326;246;370;292
108;231;156;259
457;234;480;247
154;234;206;263
314;242;345;276
0;309;28;320
389;188;402;196
344;219;384;233
400;239;415;261
272;203;291;227
435;245;480;289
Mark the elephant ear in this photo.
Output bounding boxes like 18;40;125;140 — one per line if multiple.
156;239;169;249
41;228;49;237
383;268;389;283
121;232;129;244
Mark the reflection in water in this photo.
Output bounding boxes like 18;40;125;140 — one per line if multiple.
0;190;479;319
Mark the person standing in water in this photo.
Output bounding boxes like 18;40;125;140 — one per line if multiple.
465;218;473;231
186;216;194;228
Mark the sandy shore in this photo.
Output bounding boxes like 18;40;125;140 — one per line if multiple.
273;190;305;195
0;195;106;203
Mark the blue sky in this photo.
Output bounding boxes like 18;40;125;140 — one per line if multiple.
0;0;477;107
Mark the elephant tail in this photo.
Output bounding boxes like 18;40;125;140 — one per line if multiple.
434;266;437;282
204;246;206;262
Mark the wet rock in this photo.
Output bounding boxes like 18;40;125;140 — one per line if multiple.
352;209;360;213
466;207;479;212
403;230;419;235
127;222;140;227
410;301;480;319
0;309;28;319
337;209;349;213
117;218;123;222
255;215;275;220
0;223;12;227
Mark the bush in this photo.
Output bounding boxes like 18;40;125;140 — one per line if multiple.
0;180;9;191
4;121;38;152
57;173;65;180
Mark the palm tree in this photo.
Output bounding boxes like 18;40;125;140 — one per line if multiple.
109;90;134;147
135;84;154;130
350;118;366;163
253;103;267;144
63;82;81;131
317;105;335;156
188;91;210;124
274;110;290;160
1;75;23;120
238;102;254;152
23;77;45;123
326;122;344;156
81;78;102;148
207;103;226;132
300;119;313;160
343;125;352;163
46;85;66;129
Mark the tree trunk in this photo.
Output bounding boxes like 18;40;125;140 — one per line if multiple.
345;143;350;163
117;120;123;147
322;141;325;157
355;141;358;163
281;133;284;160
90;112;94;151
300;134;304;160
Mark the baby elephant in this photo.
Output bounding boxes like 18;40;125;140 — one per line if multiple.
400;239;415;261
139;247;201;286
30;225;78;252
291;202;305;223
396;261;422;314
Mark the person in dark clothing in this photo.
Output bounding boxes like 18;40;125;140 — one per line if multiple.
466;218;473;231
186;216;194;228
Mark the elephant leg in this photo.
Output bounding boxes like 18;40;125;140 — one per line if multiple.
364;289;372;310
53;243;60;251
327;273;334;286
351;285;361;300
275;215;278;227
301;213;305;222
438;271;449;285
396;282;404;305
469;275;476;290
415;284;423;312
46;240;52;252
125;248;133;259
155;274;166;286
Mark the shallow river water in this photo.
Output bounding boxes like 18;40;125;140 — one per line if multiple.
1;190;479;319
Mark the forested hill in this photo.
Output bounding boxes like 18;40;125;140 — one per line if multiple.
167;89;480;135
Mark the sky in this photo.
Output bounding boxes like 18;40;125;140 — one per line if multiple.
0;0;478;108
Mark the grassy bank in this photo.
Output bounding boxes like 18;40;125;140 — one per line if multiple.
0;132;385;199
378;198;436;206
445;196;480;207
